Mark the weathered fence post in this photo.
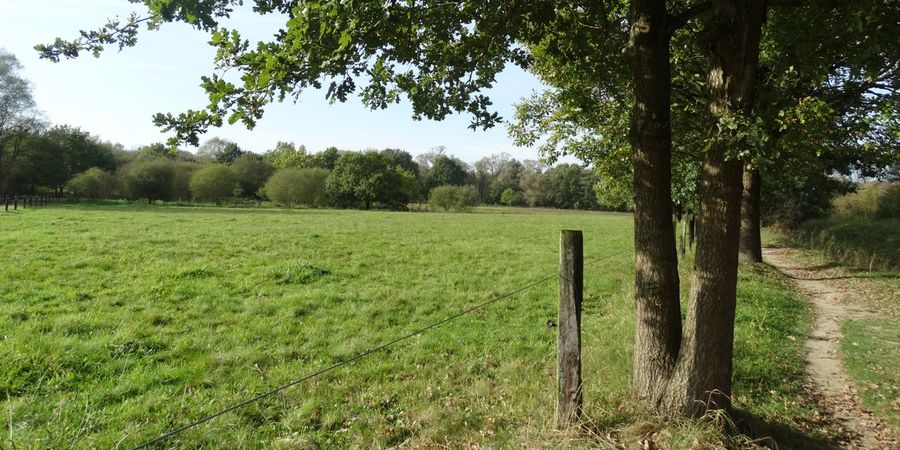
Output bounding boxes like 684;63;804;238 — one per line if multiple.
557;229;583;429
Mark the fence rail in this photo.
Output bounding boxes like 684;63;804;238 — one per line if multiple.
3;194;64;212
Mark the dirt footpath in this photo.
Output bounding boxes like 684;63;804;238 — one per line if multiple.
763;247;896;449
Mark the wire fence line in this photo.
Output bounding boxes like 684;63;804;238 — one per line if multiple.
130;250;628;450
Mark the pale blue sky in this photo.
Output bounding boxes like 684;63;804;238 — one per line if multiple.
0;0;549;163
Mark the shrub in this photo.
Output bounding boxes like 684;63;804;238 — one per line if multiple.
124;159;176;203
325;151;413;209
172;161;201;201
190;164;240;204
264;168;329;207
66;167;118;199
832;182;900;220
794;218;900;269
231;153;274;198
428;185;478;211
499;188;526;207
875;183;900;219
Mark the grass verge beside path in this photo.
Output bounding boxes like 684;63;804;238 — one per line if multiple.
843;319;900;430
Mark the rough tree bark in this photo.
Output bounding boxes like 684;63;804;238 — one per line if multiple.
628;0;683;406
662;0;767;417
739;165;763;262
689;214;696;248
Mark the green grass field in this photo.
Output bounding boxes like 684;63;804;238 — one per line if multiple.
2;205;820;448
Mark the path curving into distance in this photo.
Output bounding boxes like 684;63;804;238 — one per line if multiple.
763;246;895;449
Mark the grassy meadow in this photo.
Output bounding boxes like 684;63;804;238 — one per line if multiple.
2;204;821;448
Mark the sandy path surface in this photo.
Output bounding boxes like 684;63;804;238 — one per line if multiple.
763;247;896;449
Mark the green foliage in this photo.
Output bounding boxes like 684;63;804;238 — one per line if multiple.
189;164;239;204
429;185;479;211
395;167;421;204
230;153;273;198
309;147;341;170
762;172;854;228
212;142;244;164
380;148;419;176
172;161;201;201
264;141;309;169
263;168;329;207
0;50;41;195
18;125;117;192
66;167;118;199
793;218;900;269
499;188;525;207
546;164;598;210
124;158;175;203
424;155;468;191
832;183;900;220
134;142;172;161
326;151;411;210
519;167;553;207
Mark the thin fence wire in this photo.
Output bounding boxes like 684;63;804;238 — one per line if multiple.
130;250;628;450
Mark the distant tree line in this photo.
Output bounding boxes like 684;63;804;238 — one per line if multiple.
4;122;614;211
1;48;613;211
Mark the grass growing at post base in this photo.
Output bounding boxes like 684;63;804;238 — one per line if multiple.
2;204;815;448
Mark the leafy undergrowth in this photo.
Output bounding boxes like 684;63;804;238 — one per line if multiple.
1;205;827;448
843;320;900;430
790;218;900;269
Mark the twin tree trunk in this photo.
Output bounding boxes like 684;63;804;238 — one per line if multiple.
627;0;768;417
629;0;683;408
739;165;763;263
662;0;767;416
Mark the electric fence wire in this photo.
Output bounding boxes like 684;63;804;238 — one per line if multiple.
131;250;628;450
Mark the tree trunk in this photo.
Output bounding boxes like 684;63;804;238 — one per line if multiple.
628;0;682;406
662;0;767;417
739;165;763;262
689;214;696;248
680;215;687;257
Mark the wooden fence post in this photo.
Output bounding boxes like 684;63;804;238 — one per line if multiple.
557;229;583;428
14;198;18;210
4;195;8;212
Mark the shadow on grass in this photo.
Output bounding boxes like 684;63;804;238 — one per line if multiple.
731;409;841;450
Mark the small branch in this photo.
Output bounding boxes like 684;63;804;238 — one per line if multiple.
667;1;711;35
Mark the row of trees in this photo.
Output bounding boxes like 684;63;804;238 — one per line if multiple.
63;141;610;211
